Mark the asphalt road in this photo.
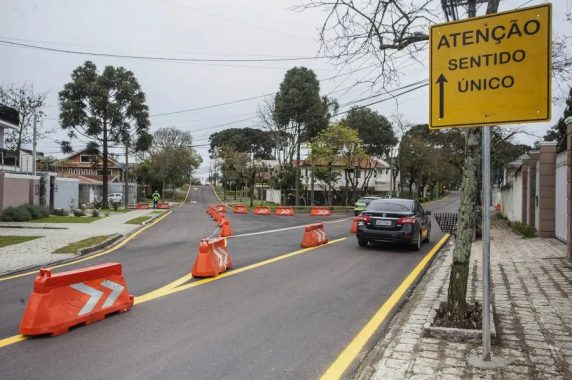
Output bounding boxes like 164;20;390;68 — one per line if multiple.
0;187;459;379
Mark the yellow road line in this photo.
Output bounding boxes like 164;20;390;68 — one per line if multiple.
0;237;348;349
0;210;173;283
320;234;450;380
135;237;348;304
209;184;230;209
134;273;194;304
0;334;27;349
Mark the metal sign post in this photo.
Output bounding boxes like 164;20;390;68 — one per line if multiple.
482;126;491;360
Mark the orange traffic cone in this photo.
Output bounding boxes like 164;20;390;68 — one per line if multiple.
219;218;234;237
350;218;358;233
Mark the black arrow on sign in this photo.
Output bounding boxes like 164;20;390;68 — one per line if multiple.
436;74;447;119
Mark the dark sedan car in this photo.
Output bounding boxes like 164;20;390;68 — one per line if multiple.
355;198;431;250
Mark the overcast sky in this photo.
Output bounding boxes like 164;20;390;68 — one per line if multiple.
1;0;570;180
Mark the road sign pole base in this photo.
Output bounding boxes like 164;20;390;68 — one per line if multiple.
468;354;508;369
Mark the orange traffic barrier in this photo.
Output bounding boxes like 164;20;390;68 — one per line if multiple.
136;203;149;209
310;207;331;217
275;206;294;216
253;206;271;215
157;202;170;209
216;204;226;213
350;217;358;233
19;263;134;336
219;218;234;237
233;204;248;214
191;238;232;277
301;222;328;248
495;203;501;211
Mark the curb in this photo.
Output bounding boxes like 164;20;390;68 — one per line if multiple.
352;236;452;380
0;209;173;280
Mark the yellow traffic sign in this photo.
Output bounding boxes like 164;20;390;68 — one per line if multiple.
429;4;551;129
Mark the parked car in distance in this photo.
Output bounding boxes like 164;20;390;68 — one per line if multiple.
355;198;431;250
108;193;123;204
354;196;380;216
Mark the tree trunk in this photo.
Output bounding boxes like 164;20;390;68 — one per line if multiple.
124;145;129;209
447;128;481;320
445;0;498;323
250;171;255;207
295;124;301;207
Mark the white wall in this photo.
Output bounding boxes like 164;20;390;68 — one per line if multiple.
500;168;523;223
54;177;79;210
555;152;567;242
300;164;392;192
265;189;281;204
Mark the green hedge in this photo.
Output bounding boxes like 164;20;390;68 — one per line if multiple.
0;204;50;222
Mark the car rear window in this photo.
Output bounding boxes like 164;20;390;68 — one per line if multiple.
367;201;412;212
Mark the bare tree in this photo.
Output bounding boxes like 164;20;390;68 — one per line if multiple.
298;0;503;322
0;83;46;152
295;1;440;88
257;97;292;166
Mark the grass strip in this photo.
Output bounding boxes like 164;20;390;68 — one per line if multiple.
53;235;114;254
125;216;152;225
0;235;42;248
99;208;133;213
149;211;164;214
31;216;103;224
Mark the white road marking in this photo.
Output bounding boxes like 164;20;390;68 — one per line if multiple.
230;218;350;238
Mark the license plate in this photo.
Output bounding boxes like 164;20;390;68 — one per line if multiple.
375;219;392;226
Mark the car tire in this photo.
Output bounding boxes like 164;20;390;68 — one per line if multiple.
412;232;421;251
424;227;431;243
358;238;368;247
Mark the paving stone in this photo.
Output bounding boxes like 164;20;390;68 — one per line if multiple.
419;350;439;359
369;220;570;380
0;210;157;275
383;358;409;369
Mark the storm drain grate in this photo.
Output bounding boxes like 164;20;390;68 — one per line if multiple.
434;212;458;235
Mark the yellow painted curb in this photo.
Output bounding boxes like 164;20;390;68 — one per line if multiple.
321;234;451;379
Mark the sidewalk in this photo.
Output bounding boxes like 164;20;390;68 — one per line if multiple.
0;209;166;276
361;218;572;379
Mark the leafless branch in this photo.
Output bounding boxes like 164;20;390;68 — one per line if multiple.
295;0;441;88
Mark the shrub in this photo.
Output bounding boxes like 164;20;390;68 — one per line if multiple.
511;221;536;238
0;206;32;222
53;208;67;216
91;209;100;217
26;205;50;219
92;200;102;209
111;201;120;211
74;209;86;217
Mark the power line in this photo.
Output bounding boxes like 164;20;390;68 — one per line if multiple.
0;39;338;63
151;96;271;117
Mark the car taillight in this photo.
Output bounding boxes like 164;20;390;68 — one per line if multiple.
397;217;416;225
357;215;372;223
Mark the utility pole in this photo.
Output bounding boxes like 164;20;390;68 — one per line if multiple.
124;145;129;209
32;113;37;176
310;162;315;206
